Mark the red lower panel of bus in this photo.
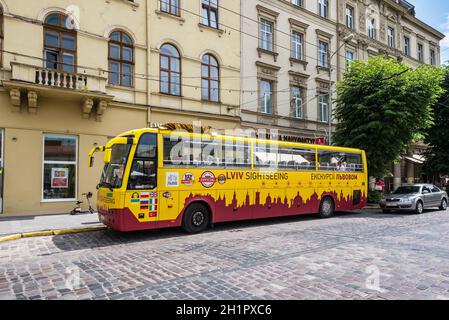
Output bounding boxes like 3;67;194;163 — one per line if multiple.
184;190;367;224
99;208;183;232
99;190;366;232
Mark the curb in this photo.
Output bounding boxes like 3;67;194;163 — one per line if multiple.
0;226;107;244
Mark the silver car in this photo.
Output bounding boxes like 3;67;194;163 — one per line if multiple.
379;184;448;214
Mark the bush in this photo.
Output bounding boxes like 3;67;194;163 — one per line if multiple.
368;189;383;204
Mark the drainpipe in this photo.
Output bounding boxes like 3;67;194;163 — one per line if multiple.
146;0;151;126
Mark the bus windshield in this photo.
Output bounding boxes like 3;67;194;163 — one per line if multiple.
99;144;131;189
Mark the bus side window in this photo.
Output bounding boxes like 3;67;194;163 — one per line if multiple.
318;150;364;173
163;135;192;167
277;147;316;171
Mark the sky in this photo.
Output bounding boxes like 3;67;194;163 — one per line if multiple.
412;0;449;64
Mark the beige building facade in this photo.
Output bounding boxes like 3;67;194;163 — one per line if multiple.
240;0;444;189
241;0;443;145
240;0;340;144
336;0;443;75
0;0;444;216
0;0;241;216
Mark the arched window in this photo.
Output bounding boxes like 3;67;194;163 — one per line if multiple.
160;43;181;96
109;31;134;87
44;13;76;73
201;54;219;102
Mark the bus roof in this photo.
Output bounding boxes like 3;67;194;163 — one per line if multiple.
115;127;364;154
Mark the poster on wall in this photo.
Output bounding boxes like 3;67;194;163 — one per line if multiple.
51;168;69;189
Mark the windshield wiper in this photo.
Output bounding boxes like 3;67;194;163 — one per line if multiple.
97;182;114;192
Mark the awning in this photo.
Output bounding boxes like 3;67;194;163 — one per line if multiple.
402;154;426;165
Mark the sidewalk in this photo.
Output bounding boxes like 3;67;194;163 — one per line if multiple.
0;213;104;237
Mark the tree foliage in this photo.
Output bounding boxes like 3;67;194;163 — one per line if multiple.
423;65;449;178
334;56;444;178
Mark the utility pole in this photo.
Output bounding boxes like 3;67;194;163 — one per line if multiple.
327;33;354;145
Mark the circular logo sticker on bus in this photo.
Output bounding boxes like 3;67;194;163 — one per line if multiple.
199;171;216;188
218;174;226;185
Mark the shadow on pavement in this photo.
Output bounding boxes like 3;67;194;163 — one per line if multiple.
50;208;445;253
50;211;359;253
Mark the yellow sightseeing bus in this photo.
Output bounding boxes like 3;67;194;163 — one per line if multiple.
89;125;368;233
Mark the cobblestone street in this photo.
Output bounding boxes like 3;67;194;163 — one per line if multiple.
1;208;449;300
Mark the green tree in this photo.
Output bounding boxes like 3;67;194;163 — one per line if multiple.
424;65;449;181
334;56;443;179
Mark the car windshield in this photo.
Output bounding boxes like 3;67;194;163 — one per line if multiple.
99;144;131;189
393;186;421;195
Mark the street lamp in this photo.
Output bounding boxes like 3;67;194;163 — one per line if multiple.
327;33;354;145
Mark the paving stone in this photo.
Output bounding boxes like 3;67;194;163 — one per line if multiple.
1;209;449;299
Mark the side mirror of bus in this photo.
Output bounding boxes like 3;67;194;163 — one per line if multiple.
89;157;95;168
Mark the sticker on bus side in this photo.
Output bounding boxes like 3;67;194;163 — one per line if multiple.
199;171;216;188
181;173;195;186
166;172;179;187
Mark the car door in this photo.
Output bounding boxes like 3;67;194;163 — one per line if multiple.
422;186;433;208
430;185;443;207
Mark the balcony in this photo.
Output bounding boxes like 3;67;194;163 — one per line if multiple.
2;62;113;120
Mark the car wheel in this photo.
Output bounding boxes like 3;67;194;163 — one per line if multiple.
319;196;335;218
440;199;448;211
415;200;424;214
182;203;210;234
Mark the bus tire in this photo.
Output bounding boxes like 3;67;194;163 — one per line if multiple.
319;196;335;218
182;203;211;234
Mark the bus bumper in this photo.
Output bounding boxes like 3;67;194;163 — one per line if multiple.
98;208;183;232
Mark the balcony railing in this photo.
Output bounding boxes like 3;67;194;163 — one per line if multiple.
10;62;107;94
35;68;87;90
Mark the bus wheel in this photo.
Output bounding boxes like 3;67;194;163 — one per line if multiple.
319;196;335;218
183;203;210;234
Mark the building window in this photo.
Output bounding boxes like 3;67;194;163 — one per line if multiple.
404;36;410;56
260;19;274;51
318;94;329;123
368;18;376;39
44;13;77;73
292;0;302;6
160;43;181;96
346;5;354;29
430;49;436;66
108;31;134;87
292;86;303;118
318;0;328;18
161;0;180;16
418;43;424;62
318;41;329;67
291;31;304;60
201;0;219;29
42;134;77;201
387;27;395;48
346;50;355;64
260;80;272;114
201;54;219;102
